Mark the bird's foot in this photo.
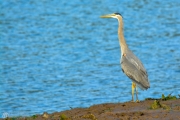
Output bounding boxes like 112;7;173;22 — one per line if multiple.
130;98;134;102
130;100;140;103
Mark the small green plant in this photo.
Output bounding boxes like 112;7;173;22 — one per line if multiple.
150;100;170;110
31;115;38;119
150;100;162;109
162;93;177;101
60;114;70;120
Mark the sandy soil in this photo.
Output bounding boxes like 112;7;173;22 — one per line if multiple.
3;99;180;120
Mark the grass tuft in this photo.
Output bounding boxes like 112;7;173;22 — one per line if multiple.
162;93;177;101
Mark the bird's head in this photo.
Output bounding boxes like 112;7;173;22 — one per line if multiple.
100;13;122;19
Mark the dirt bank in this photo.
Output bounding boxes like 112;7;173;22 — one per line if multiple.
3;99;180;120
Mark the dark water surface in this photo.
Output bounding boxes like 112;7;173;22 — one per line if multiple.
0;0;180;117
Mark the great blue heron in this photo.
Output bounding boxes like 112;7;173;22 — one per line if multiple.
100;13;150;102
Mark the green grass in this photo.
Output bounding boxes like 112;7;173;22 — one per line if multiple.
60;114;70;120
161;94;177;101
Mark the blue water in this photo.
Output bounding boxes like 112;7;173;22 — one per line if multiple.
0;0;180;118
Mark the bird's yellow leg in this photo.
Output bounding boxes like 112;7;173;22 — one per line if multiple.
132;83;139;102
131;82;135;102
135;86;139;102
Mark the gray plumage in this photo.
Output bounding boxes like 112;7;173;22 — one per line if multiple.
121;48;150;90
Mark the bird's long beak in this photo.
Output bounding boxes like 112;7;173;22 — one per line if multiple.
100;13;115;18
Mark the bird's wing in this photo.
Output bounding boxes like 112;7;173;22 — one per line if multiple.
121;51;149;89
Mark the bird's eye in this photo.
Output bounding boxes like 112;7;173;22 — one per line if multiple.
114;13;121;16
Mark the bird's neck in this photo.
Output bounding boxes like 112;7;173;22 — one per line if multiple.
117;18;128;53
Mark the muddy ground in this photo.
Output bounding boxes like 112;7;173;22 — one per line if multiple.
3;99;180;120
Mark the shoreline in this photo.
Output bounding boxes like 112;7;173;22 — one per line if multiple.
2;98;180;120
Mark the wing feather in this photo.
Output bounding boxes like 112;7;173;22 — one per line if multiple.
121;50;150;90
